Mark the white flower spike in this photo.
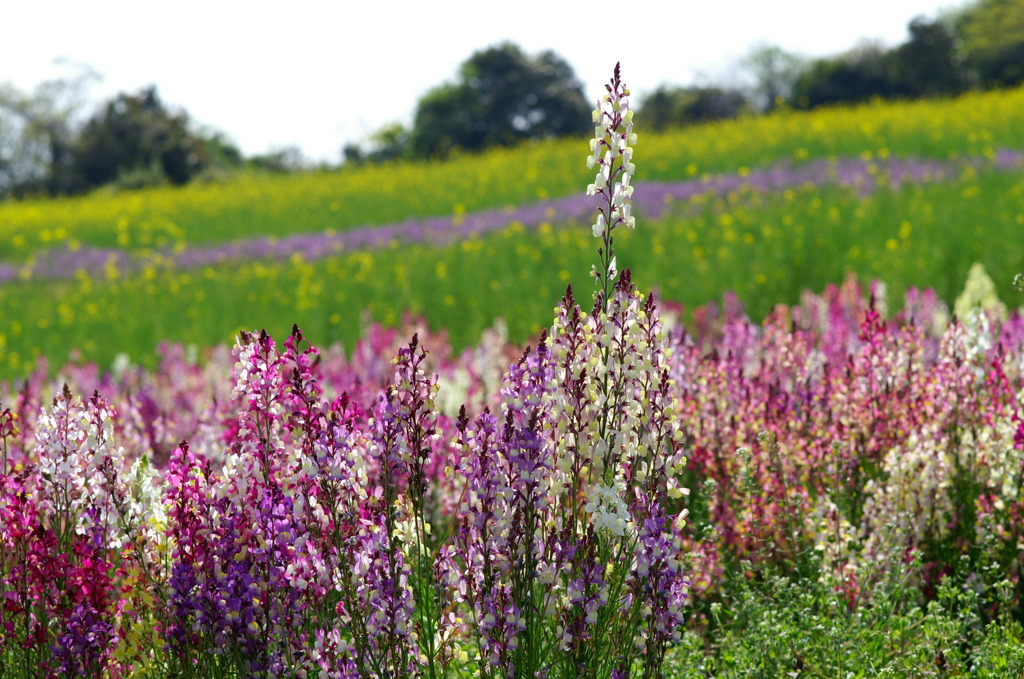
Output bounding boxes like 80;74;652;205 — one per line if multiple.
587;62;636;308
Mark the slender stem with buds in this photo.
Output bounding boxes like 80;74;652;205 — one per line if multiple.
586;62;637;312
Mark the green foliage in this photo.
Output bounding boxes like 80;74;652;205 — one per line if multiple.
73;86;211;189
366;122;411;163
193;128;244;173
791;42;898;109
245;145;308;173
737;45;804;112
666;442;1024;678
664;555;1024;677
790;14;973;109
0;64;98;197
345;122;412;166
890;16;973;97
956;0;1024;87
0;74;242;198
409;42;591;158
638;86;749;132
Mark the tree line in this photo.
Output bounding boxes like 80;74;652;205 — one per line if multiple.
2;0;1022;200
0;73;302;200
348;0;1024;160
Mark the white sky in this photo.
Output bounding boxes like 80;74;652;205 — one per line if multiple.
3;0;965;163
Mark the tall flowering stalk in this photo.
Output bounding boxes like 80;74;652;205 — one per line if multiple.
587;61;636;313
575;64;688;679
0;404;17;472
0;388;144;678
363;333;441;678
449;63;689;679
164;330;333;678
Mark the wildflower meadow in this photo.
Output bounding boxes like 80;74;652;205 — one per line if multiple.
3;65;1024;678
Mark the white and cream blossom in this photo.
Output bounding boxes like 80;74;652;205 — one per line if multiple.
587;62;638;308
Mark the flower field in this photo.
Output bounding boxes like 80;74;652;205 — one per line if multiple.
2;153;1023;381
2;69;1024;676
2;85;1024;264
0;86;1023;379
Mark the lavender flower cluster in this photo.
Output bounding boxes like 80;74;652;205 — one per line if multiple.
4;151;1022;285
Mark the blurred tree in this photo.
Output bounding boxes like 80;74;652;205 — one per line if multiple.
0;63;98;197
409;82;476;158
790;42;897;109
409;43;591;158
891;16;973;96
72;85;206;189
192;126;243;170
739;45;804;111
247;145;307;173
638;85;749;131
341;142;364;166
343;122;415;166
0;85;47;197
955;0;1024;87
